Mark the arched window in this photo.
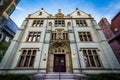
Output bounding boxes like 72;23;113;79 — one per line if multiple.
67;22;71;26
77;12;80;16
39;12;42;15
49;22;52;26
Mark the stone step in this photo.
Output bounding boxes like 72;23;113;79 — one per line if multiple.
44;79;76;80
32;72;87;80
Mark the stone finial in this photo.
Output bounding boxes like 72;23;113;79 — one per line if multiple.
41;8;44;10
76;8;78;10
58;9;61;13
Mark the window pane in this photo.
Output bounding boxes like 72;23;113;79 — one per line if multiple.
89;56;96;67
66;33;68;40
63;33;65;40
86;56;90;67
24;56;30;67
29;56;35;67
95;56;101;67
22;50;27;55
83;50;90;67
39;12;42;15
28;50;31;55
93;50;97;56
33;50;36;55
33;36;36;41
17;56;24;67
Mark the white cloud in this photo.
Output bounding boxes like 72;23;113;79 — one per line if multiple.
16;6;25;11
103;1;120;22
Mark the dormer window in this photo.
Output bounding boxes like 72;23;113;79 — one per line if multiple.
77;12;80;16
39;12;42;15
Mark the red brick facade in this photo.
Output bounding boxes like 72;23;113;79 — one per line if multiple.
109;39;120;63
98;13;120;63
98;18;114;39
111;12;120;34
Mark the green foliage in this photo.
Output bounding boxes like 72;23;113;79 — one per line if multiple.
88;73;120;80
0;42;10;62
0;74;30;80
0;42;10;50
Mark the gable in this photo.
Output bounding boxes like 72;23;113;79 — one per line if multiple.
29;9;50;18
69;9;91;18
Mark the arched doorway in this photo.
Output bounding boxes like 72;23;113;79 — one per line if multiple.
47;41;73;73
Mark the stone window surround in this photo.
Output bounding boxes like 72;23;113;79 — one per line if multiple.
51;32;69;40
32;20;44;27
78;32;93;42
80;48;102;68
26;31;41;42
16;48;39;68
54;19;65;27
76;20;88;27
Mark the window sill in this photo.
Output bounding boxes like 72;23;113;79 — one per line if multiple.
15;67;34;70
78;41;95;43
25;41;41;43
84;67;104;70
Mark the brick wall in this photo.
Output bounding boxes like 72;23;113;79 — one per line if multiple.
98;18;114;39
109;40;120;63
111;12;120;34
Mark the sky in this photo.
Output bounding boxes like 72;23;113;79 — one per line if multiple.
10;0;120;27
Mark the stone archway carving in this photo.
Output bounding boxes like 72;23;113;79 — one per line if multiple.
47;41;73;73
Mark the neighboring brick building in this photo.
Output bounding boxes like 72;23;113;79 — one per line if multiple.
111;12;120;34
98;18;114;39
98;12;120;63
109;12;120;63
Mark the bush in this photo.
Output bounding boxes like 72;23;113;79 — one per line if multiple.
0;42;10;62
0;74;30;80
88;73;120;80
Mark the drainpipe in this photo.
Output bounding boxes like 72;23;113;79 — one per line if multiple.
71;17;82;73
37;17;48;73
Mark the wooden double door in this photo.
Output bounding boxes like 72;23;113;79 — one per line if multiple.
53;54;66;72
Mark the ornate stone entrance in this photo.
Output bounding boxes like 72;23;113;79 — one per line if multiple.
47;41;73;73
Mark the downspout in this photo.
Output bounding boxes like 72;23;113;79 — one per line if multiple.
71;17;82;73
37;18;48;73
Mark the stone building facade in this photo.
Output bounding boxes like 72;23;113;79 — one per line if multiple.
0;8;120;75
